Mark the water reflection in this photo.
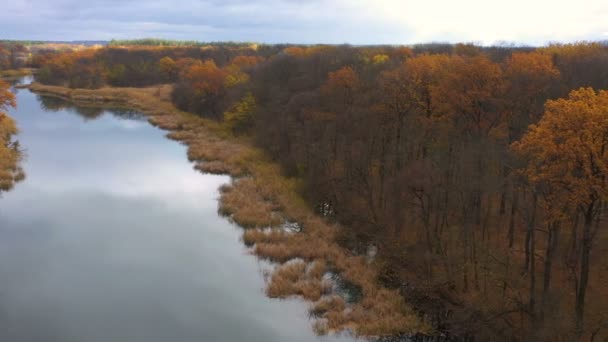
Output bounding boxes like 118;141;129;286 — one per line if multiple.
0;141;24;193
0;81;360;342
37;95;146;122
1;76;28;88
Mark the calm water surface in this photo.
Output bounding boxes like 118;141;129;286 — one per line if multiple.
0;79;359;342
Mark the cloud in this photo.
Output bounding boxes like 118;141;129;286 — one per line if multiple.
370;0;608;45
0;0;606;44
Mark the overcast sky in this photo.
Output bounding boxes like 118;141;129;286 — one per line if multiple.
2;0;608;45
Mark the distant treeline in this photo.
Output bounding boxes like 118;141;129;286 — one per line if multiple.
108;38;258;48
0;42;29;70
0;40;107;46
0;41;105;71
0;40;47;46
34;42;608;341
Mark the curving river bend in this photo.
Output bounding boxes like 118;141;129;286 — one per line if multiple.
0;78;360;342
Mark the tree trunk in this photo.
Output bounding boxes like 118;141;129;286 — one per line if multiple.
575;203;595;338
525;193;538;321
524;193;537;274
540;221;559;321
508;190;518;248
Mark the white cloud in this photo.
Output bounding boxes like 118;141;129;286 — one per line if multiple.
358;0;608;44
0;0;606;44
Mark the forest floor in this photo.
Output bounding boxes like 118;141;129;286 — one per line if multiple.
27;82;430;339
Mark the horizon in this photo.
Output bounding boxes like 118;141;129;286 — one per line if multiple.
3;38;608;48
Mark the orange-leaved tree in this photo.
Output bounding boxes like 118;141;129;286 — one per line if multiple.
320;66;360;109
186;60;227;98
376;54;449;166
512;87;608;338
319;66;361;159
172;59;228;117
0;81;23;191
504;51;560;141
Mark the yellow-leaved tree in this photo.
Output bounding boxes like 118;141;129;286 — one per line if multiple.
224;92;256;135
159;56;178;82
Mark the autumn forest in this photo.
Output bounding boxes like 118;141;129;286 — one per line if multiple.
2;40;608;341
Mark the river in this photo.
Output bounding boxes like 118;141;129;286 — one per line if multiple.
0;78;360;342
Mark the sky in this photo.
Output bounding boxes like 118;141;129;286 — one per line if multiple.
2;0;608;45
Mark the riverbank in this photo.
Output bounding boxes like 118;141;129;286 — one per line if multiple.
27;82;429;338
0;81;24;192
0;68;35;79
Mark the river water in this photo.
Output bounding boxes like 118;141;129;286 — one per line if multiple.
0;78;359;342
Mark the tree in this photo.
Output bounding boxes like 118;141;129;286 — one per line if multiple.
283;47;306;57
0;44;10;70
372;54;389;64
175;58;202;77
504;51;560;139
172;59;228;117
513;87;608;338
543;43;608;91
319;66;360;159
230;55;264;68
159;56;178;82
0;81;23;191
224;92;256;135
376;54;448;167
187;60;226;96
454;43;481;57
502;51;561;242
437;54;506;138
320;66;360;109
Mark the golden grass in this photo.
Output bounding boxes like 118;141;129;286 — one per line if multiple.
218;178;283;228
266;260;332;302
266;260;307;298
194;160;231;175
241;228;288;247
27;81;429;338
310;296;346;317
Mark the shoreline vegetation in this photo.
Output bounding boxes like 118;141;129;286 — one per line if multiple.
27;81;430;338
0;80;24;192
0;68;34;79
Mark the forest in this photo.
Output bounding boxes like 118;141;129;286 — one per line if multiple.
0;42;29;71
32;41;608;341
